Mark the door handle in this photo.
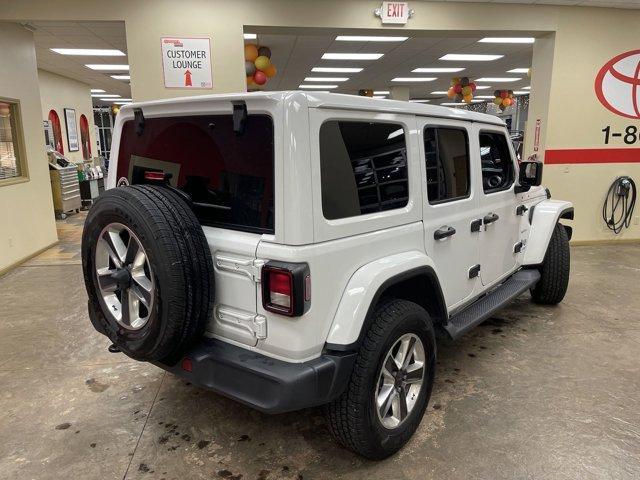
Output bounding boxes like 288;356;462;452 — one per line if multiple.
483;213;499;225
434;226;456;240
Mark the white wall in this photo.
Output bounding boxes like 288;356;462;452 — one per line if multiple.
0;23;57;273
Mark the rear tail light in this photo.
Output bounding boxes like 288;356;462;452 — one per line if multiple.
262;262;311;317
144;170;165;182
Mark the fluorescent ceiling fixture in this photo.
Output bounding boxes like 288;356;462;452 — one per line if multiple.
111;75;131;80
475;95;496;99
336;35;407;42
430;91;448;95
322;53;383;60
90;89;105;93
508;68;530;73
513;91;529;95
440;54;503;62
410;99;430;103
392;77;436;82
299;84;338;89
440;102;466;106
373;90;389;95
114;101;132;105
523;86;531;90
471;99;484;103
85;64;130;71
304;77;349;82
99;97;127;102
412;67;465;73
52;48;125;56
312;67;363;73
243;33;257;40
475;85;491;90
387;128;404;139
475;77;521;82
91;93;119;98
479;37;535;44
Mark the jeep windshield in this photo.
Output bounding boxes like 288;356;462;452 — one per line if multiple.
116;114;274;234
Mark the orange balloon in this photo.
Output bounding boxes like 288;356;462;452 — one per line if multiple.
502;97;512;107
463;94;473;103
246;75;254;85
447;87;456;99
263;64;277;78
244;44;259;62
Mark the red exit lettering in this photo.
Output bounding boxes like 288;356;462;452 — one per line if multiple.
387;3;405;18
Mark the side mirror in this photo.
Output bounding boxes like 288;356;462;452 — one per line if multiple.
516;161;543;192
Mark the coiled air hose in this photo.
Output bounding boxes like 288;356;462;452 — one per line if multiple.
602;176;636;234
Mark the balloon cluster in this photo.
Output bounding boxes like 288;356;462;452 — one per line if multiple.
244;44;277;88
493;90;515;111
447;77;476;103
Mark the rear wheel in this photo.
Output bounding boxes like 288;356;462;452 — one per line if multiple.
531;223;570;305
325;299;436;459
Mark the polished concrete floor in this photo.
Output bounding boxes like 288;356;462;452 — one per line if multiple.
1;213;639;480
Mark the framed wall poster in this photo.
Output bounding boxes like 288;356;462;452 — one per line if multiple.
64;108;79;152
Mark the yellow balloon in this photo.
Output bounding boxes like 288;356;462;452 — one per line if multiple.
463;94;473;103
447;88;456;99
254;55;271;71
493;97;502;106
452;77;461;85
263;64;277;78
244;44;259;62
462;86;472;96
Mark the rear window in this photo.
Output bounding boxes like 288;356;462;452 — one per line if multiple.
319;120;408;220
116;114;274;234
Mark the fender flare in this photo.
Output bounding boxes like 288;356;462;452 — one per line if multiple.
523;199;573;265
324;251;446;351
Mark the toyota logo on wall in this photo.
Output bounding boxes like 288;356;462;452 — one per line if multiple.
595;49;640;119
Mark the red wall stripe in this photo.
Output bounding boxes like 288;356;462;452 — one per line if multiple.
545;148;640;164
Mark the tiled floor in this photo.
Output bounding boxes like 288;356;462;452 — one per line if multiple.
1;215;639;479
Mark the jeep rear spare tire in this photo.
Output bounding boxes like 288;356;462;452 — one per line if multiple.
81;185;214;361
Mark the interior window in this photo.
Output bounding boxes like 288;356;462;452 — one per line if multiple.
479;132;515;193
424;127;470;203
319;120;408;220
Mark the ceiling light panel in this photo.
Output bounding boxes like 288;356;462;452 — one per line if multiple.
440;54;503;61
299;84;338;89
336;35;408;42
90;89;105;93
100;97;131;102
392;77;436;82
322;53;383;60
431;91;449;94
86;64;130;71
373;90;390;95
91;94;119;98
475;77;521;82
111;75;131;80
304;77;349;82
312;67;363;73
243;33;257;40
508;68;530;73
52;48;125;56
479;37;535;44
412;67;465;73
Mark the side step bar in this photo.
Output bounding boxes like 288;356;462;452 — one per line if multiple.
444;269;541;340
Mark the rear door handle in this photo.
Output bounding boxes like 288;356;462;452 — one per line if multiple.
434;226;456;240
483;213;499;225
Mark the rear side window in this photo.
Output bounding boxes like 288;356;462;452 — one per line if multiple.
479;132;515;193
319;120;408;220
424;127;470;203
116;114;274;234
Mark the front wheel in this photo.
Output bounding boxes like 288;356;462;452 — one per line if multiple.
531;222;570;305
324;299;436;459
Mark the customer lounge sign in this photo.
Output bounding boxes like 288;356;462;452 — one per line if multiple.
161;37;213;89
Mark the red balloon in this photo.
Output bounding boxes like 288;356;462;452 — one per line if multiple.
469;82;477;92
254;70;267;85
454;84;462;94
500;91;508;99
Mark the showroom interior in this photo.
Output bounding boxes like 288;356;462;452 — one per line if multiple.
0;0;639;479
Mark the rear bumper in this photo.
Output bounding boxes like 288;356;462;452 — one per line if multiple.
154;338;357;414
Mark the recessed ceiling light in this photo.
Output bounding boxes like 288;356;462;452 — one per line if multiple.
410;99;431;103
336;35;408;42
111;75;131;80
392;77;437;82
523;86;531;90
513;91;529;95
322;53;383;60
100;97;131;102
475;95;496;99
374;90;390;95
90;89;105;93
479;37;535;44
475;77;521;82
243;33;257;40
412;67;465;73
430;91;449;95
312;67;363;73
471;99;484;103
304;77;349;82
86;64;130;71
91;94;119;98
440;54;503;61
508;68;530;74
299;84;338;89
52;48;125;56
475;85;491;90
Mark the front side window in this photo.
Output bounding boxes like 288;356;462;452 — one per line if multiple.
479;132;515;193
0;100;26;183
424;127;470;203
319;120;408;220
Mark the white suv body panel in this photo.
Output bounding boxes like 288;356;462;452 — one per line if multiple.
108;91;569;364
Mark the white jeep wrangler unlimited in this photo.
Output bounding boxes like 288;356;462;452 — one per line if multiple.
81;92;572;459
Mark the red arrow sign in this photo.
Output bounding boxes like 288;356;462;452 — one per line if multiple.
184;70;192;87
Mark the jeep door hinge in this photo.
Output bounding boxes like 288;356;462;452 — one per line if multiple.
514;241;524;254
215;254;264;283
468;264;481;279
516;204;528;216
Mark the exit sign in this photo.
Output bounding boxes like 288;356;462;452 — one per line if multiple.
377;2;412;24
